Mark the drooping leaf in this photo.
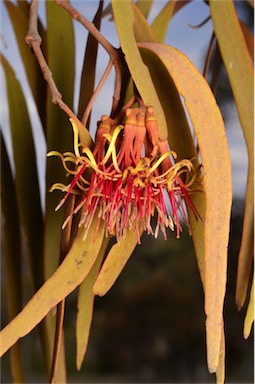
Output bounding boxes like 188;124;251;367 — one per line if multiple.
216;326;225;384
138;42;232;374
132;3;204;280
4;0;47;128
93;227;141;297
243;276;254;339
0;217;105;358
1;54;44;292
111;0;168;140
76;236;109;370
138;46;204;280
1;133;24;383
210;0;254;311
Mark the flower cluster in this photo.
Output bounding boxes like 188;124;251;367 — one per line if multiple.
48;106;200;244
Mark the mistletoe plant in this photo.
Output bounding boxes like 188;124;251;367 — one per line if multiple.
0;1;253;383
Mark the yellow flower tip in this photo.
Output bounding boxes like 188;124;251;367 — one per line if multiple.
47;150;61;158
145;105;156;120
125;107;142;127
100;125;123;167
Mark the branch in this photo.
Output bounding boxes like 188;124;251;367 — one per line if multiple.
25;0;89;136
82;59;113;127
54;0;123;117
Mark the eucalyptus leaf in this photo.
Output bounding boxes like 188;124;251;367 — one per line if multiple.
111;0;168;140
0;217;105;357
76;237;109;370
138;42;232;374
210;0;254;311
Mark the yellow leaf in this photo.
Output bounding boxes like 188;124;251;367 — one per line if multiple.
244;277;254;339
138;42;232;373
76;237;109;370
216;326;225;384
93;227;141;297
0;217;105;357
151;0;176;42
111;0;168;140
210;0;254;311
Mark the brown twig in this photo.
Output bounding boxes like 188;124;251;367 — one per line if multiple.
111;95;136;126
203;32;216;79
203;32;222;95
25;0;89;136
82;59;113;127
54;0;123;117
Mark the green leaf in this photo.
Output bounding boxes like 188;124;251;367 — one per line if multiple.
43;3;76;379
1;134;24;383
1;54;44;292
0;217;105;358
138;42;232;374
93;227;141;297
111;0;168;140
76;237;109;370
4;0;47;128
210;0;254;311
44;0;75;279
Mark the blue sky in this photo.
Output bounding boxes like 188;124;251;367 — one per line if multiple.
0;1;248;201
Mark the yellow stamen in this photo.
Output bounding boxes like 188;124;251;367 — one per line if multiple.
49;183;70;193
70;118;81;158
149;151;177;174
47;151;78;175
101;125;123;166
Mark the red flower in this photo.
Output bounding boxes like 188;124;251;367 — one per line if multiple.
48;106;200;243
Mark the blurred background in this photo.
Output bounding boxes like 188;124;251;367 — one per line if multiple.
1;1;253;383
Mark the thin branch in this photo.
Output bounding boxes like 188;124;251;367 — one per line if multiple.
189;15;211;29
203;32;222;95
111;95;136;126
54;0;117;60
77;0;104;124
54;0;123;117
82;59;113;127
25;0;89;136
203;32;216;79
49;301;65;384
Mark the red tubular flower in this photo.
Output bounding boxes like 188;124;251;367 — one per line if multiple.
48;106;200;244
